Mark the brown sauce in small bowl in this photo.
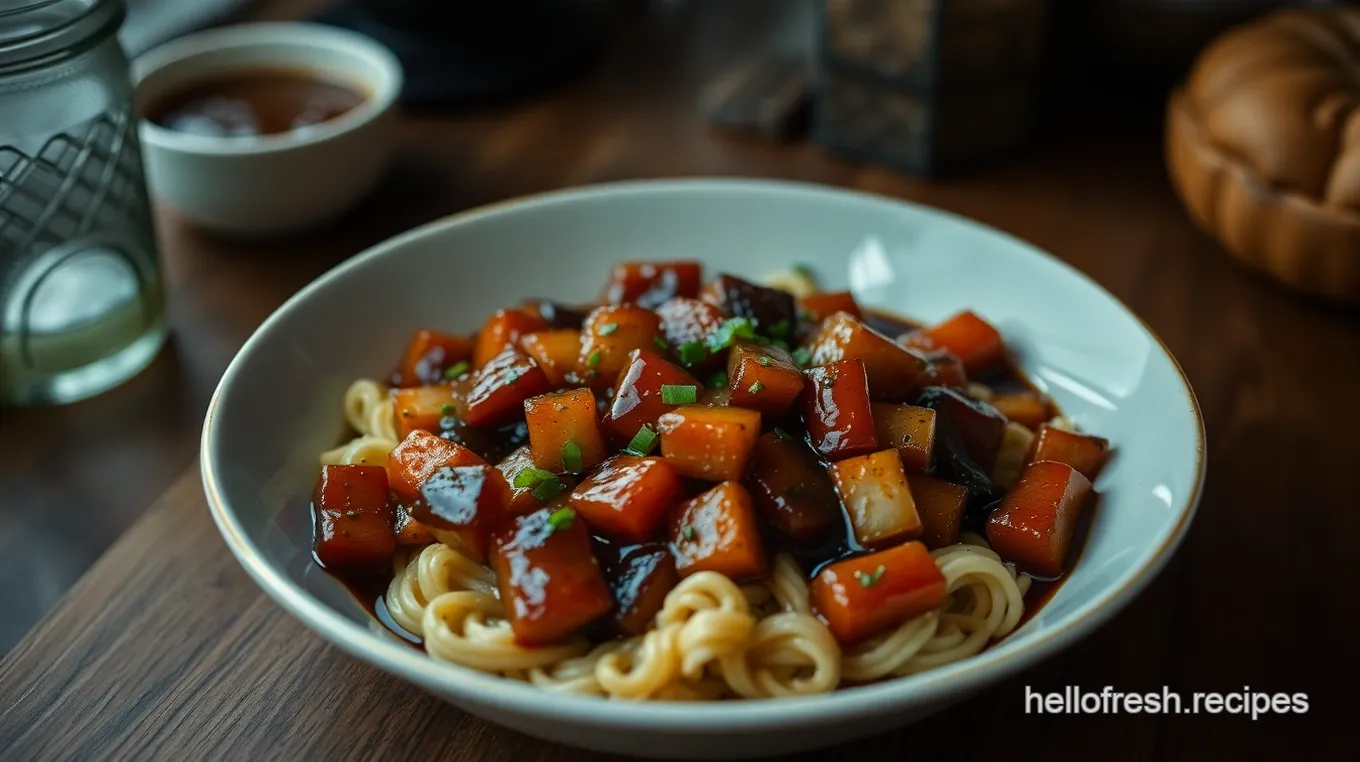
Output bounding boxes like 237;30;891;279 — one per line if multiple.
146;68;366;138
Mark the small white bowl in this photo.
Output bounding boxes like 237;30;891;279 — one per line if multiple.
133;23;403;236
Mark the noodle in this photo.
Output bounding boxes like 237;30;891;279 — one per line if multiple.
320;379;398;466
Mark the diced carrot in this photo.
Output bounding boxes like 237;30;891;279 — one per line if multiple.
902;311;1005;375
668;481;767;580
990;392;1051;430
393;385;460;439
798;291;862;323
524;388;606;472
655;404;762;481
829;449;923;548
454;347;552;427
312;465;395;570
496;445;577;517
915;387;1007;472
913;352;968;392
744;431;840;543
519;299;591;329
871;402;936;472
578;305;663;389
905;473;967;549
726;342;805;415
569;455;685;543
603;260;703;308
473;308;550;369
809;312;929;401
802;359;878;460
700;273;798;332
393;503;437;546
609;544;680;636
519;330;582;386
408;463;513;562
397;329;475;387
810;541;946;644
601;349;703;445
491;506;615;645
1027;424;1111;479
386;430;486;505
986;460;1092;577
655;297;726;372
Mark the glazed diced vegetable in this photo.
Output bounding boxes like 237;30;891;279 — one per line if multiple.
669;481;767;580
655;297;726;371
491;506;615;645
914;352;968;392
601;349;703;445
578;305;664;388
454;347;552;427
409;463;513;562
398;329;475;387
655;404;762;481
1027;424;1111;479
798;290;862;323
496;445;576;517
990;392;1051;430
519;330;582;386
810;541;946;644
520;299;591;329
569;455;685;543
393;385;460;439
802;359;878;460
903;310;1005;375
609;544;680;636
914;386;1007;472
726;342;805;415
312;465;395;570
603;260;703;308
986;460;1092;577
473;308;550;369
744;431;840;543
904;473;967;549
829;449;923;548
440;417;529;465
392;503;436;546
700;273;797;333
524;388;606;473
808;312;929;400
871;402;936;473
386;430;487;504
698;385;732;406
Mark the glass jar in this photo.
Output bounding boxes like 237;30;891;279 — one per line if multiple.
0;0;165;406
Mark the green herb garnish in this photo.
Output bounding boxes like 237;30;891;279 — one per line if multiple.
661;384;698;405
344;510;359;519
598;322;619;336
747;380;764;394
855;565;886;587
587;350;603;368
625;425;658;455
682;526;696;541
792;347;812;368
533;478;566;502
654;334;670;350
767;319;791;339
546;506;575;532
561;440;583;473
707;371;728;388
444;361;470;380
503;369;521;384
756;355;772;367
439;404;456;416
513;467;556;489
677;341;708;366
706;317;759;353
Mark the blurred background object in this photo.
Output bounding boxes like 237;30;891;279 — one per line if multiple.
120;0;253;56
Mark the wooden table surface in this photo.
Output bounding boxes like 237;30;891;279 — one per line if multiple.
1;1;1355;760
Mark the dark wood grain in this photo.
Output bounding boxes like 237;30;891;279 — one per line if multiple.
1;0;1357;758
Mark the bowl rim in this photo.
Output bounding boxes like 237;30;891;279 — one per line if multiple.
132;22;403;157
201;178;1206;730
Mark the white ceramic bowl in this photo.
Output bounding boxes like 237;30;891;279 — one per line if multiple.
201;179;1205;759
133;23;402;236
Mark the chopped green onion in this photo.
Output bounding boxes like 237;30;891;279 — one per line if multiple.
513;467;556;489
625;425;658;455
654;334;670;350
561;440;583;473
504;369;521;384
747;380;764;394
792;347;812;367
855;565;886;587
706;317;759;353
546;506;575;532
793;264;816;280
444;361;470;379
707;370;728;388
587;350;603;368
677;341;708;366
533;477;566;502
661;384;698;405
682;526;696;541
773;427;793;442
344;509;359;519
598;323;619;336
439;404;456;416
756;355;772;367
767;319;791;339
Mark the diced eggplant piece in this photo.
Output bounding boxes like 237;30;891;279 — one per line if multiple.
454;347;552;427
655;404;762;481
700;273;797;333
913;386;1006;472
912;352;968;392
986;460;1093;577
520;299;592;329
439;417;528;465
491;506;615;645
386;430;487;504
904;473;967;549
871;402;936;473
524;388;607;473
473;308;550;369
496;445;577;517
990;392;1051;430
397;329;475;387
601;349;704;445
829;449;923;548
726;342;805;415
519;330;582;387
393;385;461;439
409;463;512;562
655;297;727;372
810;541;946;644
603;260;703;308
569;455;685;543
609;544;680;636
798;290;862;323
579;305;664;388
744;431;840;544
668;481;768;580
802;359;878;460
902;310;1005;375
312;465;395;570
1027;424;1111;480
393;503;436;546
808;312;930;401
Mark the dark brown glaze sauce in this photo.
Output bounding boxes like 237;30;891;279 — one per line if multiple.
146;68;365;138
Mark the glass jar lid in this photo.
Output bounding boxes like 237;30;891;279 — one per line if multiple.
0;0;123;69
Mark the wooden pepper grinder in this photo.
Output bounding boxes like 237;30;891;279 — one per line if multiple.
315;0;604;105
